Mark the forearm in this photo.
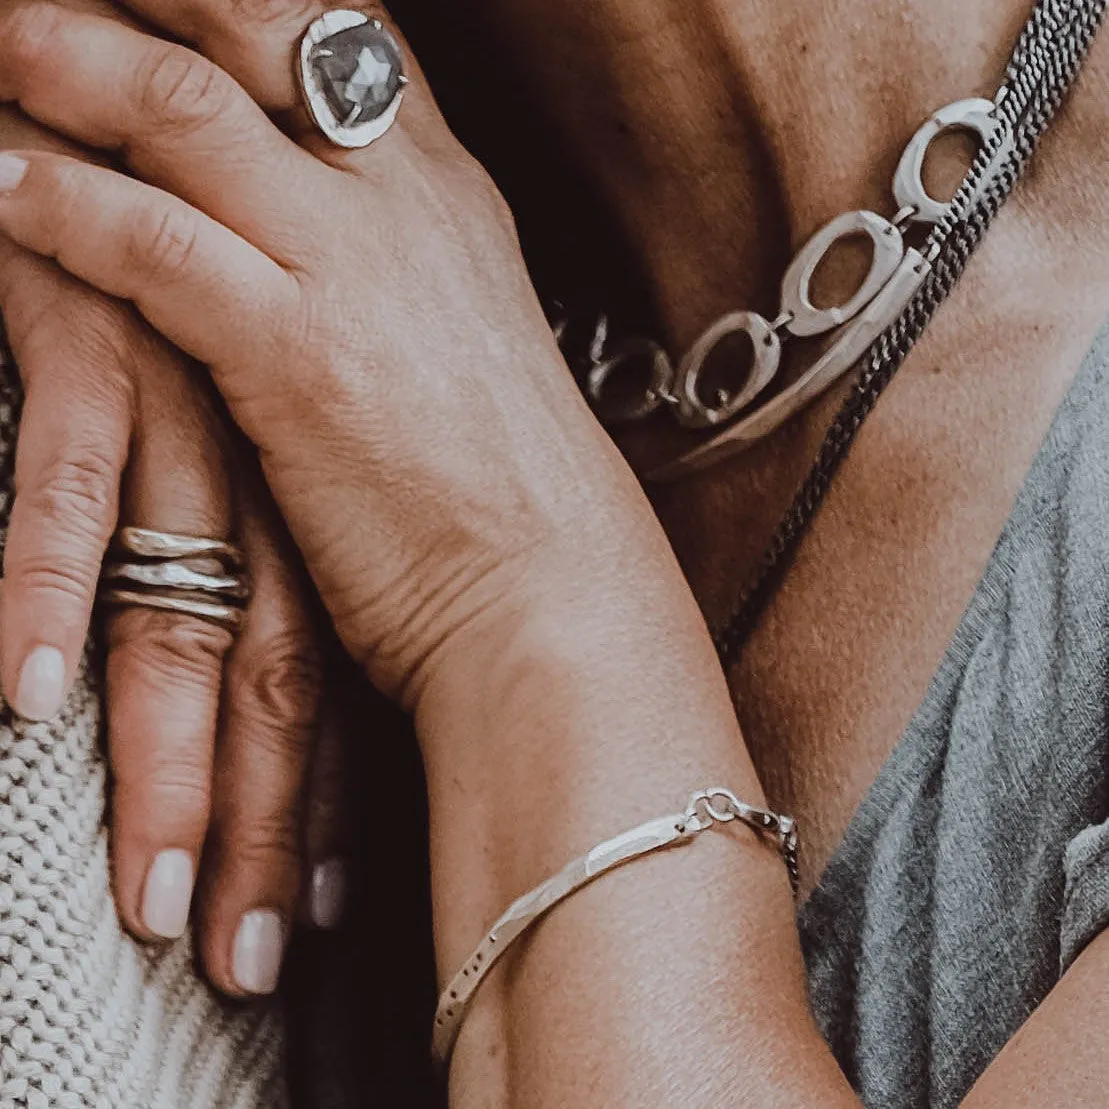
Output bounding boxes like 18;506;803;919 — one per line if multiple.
416;508;860;1108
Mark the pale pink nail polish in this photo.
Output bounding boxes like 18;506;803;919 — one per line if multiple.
310;859;347;930
15;645;66;721
232;910;285;995
0;153;28;193
142;850;194;940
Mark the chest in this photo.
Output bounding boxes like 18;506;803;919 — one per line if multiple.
645;236;1102;891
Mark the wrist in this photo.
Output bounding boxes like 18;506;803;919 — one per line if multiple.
411;515;765;960
414;559;825;1108
413;515;739;780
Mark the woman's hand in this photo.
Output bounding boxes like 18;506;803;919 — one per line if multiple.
1;9;1105;1109
0;103;349;998
0;0;664;712
0;8;855;1107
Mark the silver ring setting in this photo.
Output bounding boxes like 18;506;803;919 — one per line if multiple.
298;10;408;149
99;527;250;633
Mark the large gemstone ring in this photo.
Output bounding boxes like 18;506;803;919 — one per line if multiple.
298;10;408;149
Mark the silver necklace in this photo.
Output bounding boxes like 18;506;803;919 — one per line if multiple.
551;0;1103;485
711;0;1107;661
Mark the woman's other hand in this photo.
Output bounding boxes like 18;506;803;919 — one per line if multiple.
0;102;349;997
0;14;847;1107
0;0;667;715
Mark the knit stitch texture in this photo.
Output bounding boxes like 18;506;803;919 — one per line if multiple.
0;343;286;1108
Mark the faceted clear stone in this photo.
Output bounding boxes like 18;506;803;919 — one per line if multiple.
309;24;403;128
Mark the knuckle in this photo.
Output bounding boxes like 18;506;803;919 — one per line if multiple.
24;298;140;402
19;448;118;545
117;752;211;820
227;0;317;33
137;44;233;135
11;560;97;611
233;632;322;750
475;184;520;248
484;185;518;235
145;760;211;808
439;153;517;235
463;161;514;226
111;610;233;689
5;3;65;85
130;204;200;286
37;157;88;244
223;813;300;872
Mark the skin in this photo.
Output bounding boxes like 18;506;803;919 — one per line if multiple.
463;0;1109;885
0;1;1105;1107
0;0;350;997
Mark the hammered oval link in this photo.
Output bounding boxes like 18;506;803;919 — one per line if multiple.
554;310;610;382
780;210;905;338
675;312;781;429
893;97;1002;225
558;1;1097;468
585;337;675;424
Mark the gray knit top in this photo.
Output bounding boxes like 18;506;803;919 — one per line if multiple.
799;325;1109;1108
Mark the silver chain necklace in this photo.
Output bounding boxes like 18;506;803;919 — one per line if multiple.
548;0;1105;664
711;0;1108;661
552;0;1106;492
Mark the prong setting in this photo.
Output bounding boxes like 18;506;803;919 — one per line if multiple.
298;10;407;149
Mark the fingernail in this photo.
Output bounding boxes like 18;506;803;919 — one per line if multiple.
310;859;347;930
142;849;194;940
14;645;66;722
232;909;285;995
0;153;28;193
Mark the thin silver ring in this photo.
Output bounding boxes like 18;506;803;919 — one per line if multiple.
111;526;245;570
101;561;251;602
297;10;409;149
98;588;246;633
99;527;250;634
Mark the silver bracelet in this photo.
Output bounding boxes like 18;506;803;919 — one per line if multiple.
431;786;799;1070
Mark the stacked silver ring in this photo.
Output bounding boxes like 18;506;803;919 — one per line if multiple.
99;527;250;633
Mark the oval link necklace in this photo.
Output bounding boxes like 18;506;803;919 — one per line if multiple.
551;0;1103;493
552;0;1106;663
555;95;1004;482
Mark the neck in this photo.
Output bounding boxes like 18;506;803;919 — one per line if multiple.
444;0;1109;623
477;0;1034;344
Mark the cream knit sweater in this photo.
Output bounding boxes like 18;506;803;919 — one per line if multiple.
0;348;286;1107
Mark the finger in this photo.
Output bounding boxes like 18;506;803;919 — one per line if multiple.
0;3;325;260
200;470;322;997
0;245;131;721
112;0;449;167
302;695;349;930
106;350;236;943
0;150;298;423
122;0;377;112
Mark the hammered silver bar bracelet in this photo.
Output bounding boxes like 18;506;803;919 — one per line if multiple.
431;787;799;1070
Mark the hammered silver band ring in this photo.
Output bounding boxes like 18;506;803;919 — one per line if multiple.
99;527;250;633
